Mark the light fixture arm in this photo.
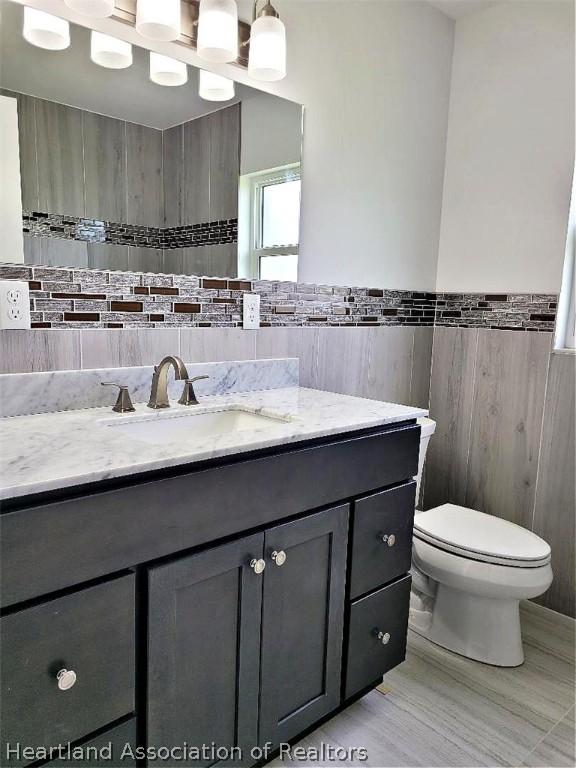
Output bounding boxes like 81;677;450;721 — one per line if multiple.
252;0;279;22
242;0;279;46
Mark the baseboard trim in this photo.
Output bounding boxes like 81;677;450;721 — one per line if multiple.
523;598;576;627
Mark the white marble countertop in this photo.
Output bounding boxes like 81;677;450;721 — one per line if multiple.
0;387;426;502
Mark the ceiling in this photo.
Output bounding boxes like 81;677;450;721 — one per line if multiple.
427;1;502;20
0;0;273;129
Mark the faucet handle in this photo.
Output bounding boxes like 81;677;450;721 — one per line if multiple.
101;382;136;413
178;376;210;406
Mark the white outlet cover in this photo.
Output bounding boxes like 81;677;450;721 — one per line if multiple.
243;293;261;329
0;280;31;329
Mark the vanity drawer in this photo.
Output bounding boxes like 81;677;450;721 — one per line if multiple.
344;575;411;700
0;575;135;766
349;483;416;599
47;718;137;767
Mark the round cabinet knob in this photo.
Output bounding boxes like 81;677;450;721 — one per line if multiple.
250;558;266;575
377;631;391;645
56;668;77;691
271;550;287;567
381;534;396;547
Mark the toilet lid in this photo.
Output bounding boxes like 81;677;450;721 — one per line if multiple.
413;504;551;567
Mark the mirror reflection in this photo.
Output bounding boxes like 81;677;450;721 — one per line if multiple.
0;0;302;280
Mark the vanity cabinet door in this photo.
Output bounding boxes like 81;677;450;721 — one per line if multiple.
259;506;348;748
147;534;264;766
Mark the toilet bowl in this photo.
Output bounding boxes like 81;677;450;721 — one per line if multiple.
410;418;553;667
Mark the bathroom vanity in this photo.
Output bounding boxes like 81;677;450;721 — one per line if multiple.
0;375;424;766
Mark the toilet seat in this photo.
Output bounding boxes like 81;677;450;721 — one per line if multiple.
413;504;551;568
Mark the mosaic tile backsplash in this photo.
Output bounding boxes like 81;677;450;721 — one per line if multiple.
0;264;557;331
24;212;238;250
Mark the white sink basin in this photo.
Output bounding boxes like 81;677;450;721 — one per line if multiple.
101;407;288;445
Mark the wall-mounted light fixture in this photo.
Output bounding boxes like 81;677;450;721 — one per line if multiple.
248;1;286;81
136;0;181;41
91;31;133;68
149;52;188;86
199;69;235;101
197;0;238;63
23;7;70;50
20;0;288;90
64;0;114;18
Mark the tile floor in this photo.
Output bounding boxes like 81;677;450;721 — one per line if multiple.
273;602;575;767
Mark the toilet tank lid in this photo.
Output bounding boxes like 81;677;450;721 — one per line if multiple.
414;504;551;563
417;417;436;438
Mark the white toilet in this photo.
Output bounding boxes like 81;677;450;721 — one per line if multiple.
410;417;553;667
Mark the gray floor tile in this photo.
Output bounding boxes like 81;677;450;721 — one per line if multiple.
282;603;575;768
521;708;575;767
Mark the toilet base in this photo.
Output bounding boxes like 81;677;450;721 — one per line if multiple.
409;584;525;667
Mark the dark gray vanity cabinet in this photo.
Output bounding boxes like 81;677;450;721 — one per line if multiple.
147;534;264;766
0;422;421;766
343;482;416;701
349;483;416;600
259;506;348;747
148;507;349;763
0;576;135;767
48;720;137;767
344;576;411;699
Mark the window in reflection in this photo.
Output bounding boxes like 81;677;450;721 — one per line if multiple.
261;178;300;248
260;253;298;281
242;164;300;280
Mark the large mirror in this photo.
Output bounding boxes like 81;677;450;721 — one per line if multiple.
0;0;302;280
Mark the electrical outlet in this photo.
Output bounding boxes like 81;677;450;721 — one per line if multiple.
243;293;261;329
0;280;31;329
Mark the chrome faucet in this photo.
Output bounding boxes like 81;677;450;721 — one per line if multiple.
148;355;189;409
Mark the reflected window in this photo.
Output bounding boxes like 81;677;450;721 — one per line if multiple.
260;254;298;281
261;178;300;249
244;165;300;281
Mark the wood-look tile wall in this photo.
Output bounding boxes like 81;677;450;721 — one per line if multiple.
12;91;162;224
162;104;240;227
532;353;575;618
0;326;432;406
12;91;239;227
425;327;575;618
4;90;240;278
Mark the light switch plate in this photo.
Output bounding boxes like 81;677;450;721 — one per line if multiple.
0;280;31;329
243;293;261;329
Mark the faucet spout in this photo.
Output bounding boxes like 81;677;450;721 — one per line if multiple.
148;355;189;409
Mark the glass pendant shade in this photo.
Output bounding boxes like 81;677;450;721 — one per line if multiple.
197;0;238;63
91;31;132;69
136;0;181;41
23;8;70;51
149;52;188;86
199;70;235;101
248;15;286;81
64;0;115;18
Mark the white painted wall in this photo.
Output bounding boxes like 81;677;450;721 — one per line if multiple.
240;90;302;175
436;0;575;293
242;0;455;290
0;94;24;264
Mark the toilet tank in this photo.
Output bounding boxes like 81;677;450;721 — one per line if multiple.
415;417;436;509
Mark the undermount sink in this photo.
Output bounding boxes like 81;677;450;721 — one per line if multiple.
101;407;288;445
